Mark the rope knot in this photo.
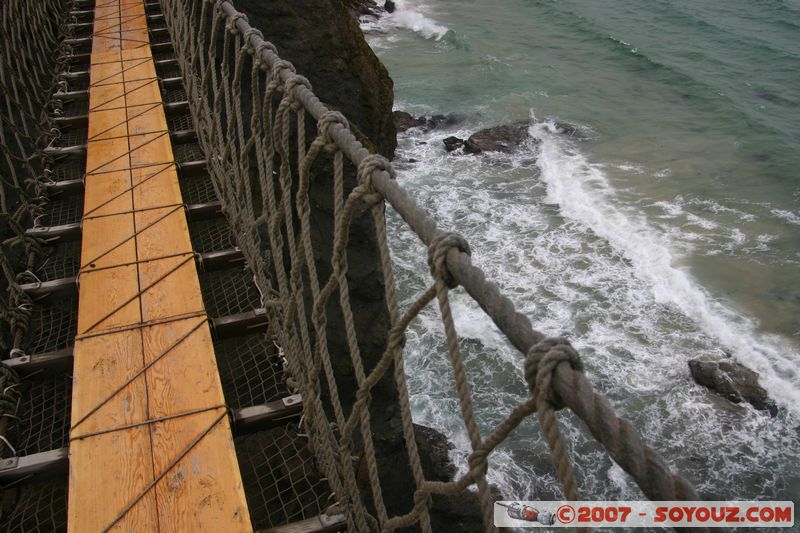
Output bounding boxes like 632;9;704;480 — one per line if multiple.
317;110;348;142
467;448;488;478
283;74;311;110
242;27;263;43
427;232;471;288
252;41;278;70
225;12;248;34
355;154;392;206
525;336;583;409
270;59;296;84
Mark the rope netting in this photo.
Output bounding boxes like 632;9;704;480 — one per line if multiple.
0;0;78;457
0;1;79;529
161;0;702;531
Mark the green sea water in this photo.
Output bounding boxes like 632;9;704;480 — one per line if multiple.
363;0;800;508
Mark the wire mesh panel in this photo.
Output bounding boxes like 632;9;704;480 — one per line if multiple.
40;194;83;227
199;268;261;317
59;75;90;92
48;158;85;183
52;127;87;148
179;173;218;205
34;241;82;282
26;295;78;354
188;218;237;253
13;373;72;456
214;333;288;409
162;86;187;104
54;97;89;118
154;53;180;79
0;481;68;533
172;142;204;163
167;113;193;133
236;427;330;530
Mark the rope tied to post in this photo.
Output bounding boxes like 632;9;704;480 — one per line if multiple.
356;153;392;206
427;231;471;289
525;336;583;501
251;40;278;70
284;74;312;111
224;11;247;34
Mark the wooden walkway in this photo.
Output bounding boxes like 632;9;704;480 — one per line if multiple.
68;0;252;529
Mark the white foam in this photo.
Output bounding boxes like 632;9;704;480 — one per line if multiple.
385;0;449;41
531;119;800;413
771;208;800;225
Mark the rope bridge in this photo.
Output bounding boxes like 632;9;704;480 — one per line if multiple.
0;0;701;531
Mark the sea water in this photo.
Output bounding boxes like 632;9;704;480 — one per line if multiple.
361;0;800;505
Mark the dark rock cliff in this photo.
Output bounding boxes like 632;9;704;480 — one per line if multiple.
236;0;396;158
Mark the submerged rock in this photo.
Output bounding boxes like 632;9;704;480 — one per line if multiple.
688;359;777;415
464;123;529;154
414;424;486;533
442;135;464;152
392;110;462;133
343;0;383;19
393;110;426;132
551;120;581;138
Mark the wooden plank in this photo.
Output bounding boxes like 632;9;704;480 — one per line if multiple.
69;0;253;530
142;320;249;531
69;330;158;532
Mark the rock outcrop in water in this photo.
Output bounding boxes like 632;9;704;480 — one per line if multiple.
343;0;387;20
392;110;462;133
413;424;488;533
689;358;777;415
437;122;531;154
464;123;530;154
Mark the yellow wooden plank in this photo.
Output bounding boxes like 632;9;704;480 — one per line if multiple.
152;413;250;532
76;265;142;335
138;255;204;321
127;103;168;136
131;165;183;207
141;319;249;532
124;78;163;107
128;131;174;167
70;0;253;529
69;330;158;532
83;170;133;217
